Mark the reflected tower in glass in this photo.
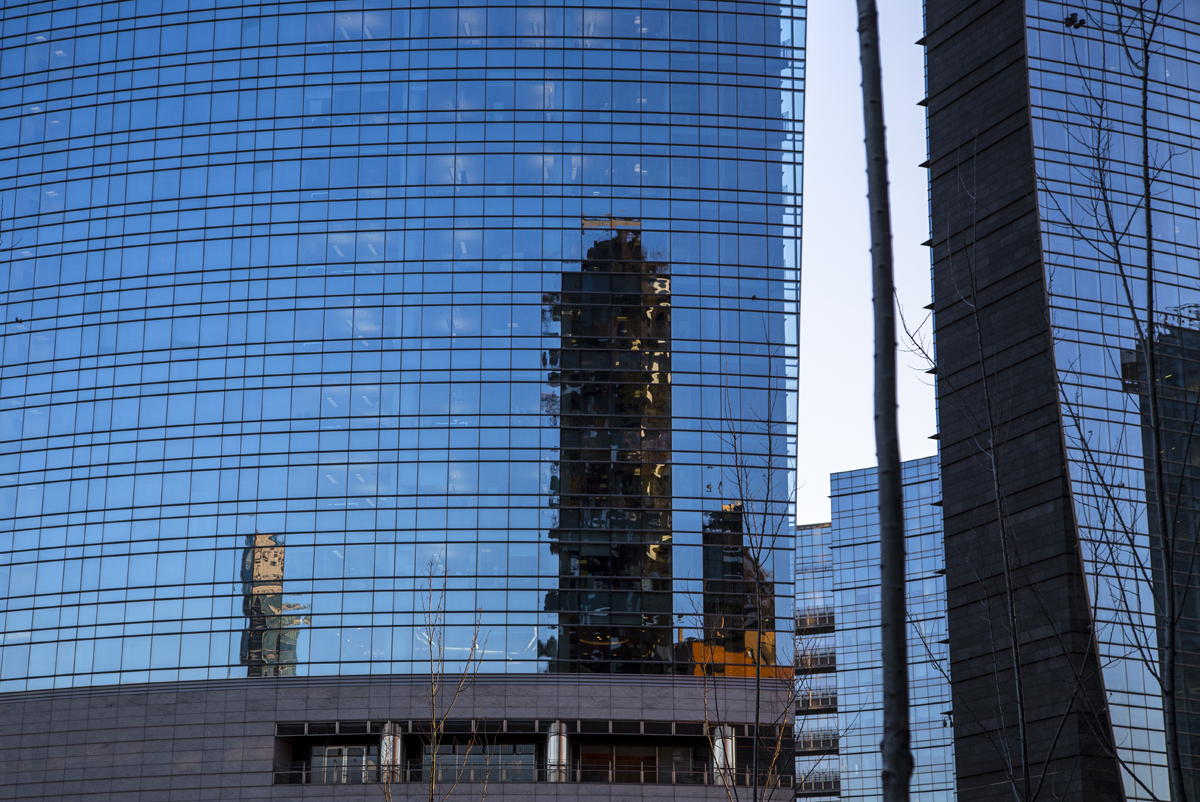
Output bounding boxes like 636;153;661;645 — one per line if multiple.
544;223;674;673
0;0;803;796
927;0;1200;799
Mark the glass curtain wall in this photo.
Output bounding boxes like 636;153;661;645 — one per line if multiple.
1029;0;1200;797
0;0;803;689
827;457;954;801
794;520;838;799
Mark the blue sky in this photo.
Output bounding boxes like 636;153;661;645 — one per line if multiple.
797;0;936;523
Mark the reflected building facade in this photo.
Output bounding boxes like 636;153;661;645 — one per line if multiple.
0;0;803;797
545;223;674;674
684;501;782;679
240;531;307;677
1122;318;1200;791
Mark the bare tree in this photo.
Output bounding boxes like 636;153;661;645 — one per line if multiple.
1039;2;1197;798
719;369;794;802
855;1;912;799
676;327;798;801
371;555;492;802
901;132;1131;800
684;589;797;802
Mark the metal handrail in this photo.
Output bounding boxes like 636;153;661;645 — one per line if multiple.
795;607;836;629
273;758;794;787
795;649;837;670
795;728;840;750
796;768;841;791
796;689;838;709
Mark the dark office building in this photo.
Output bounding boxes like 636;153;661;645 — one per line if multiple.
0;0;803;798
926;0;1200;799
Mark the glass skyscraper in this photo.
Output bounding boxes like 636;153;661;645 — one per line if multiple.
1031;2;1199;796
0;0;803;795
794;518;838;799
927;0;1200;799
795;457;955;802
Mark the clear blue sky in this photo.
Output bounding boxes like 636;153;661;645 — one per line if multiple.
797;0;936;524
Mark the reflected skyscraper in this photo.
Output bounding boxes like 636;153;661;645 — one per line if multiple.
240;531;308;677
0;0;804;797
685;501;781;678
1122;317;1200;789
544;222;674;674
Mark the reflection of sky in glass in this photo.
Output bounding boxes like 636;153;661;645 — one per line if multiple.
0;1;803;689
1028;1;1199;797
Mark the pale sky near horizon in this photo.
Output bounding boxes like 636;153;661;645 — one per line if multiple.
796;0;937;524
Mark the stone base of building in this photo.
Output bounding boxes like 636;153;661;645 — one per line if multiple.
0;674;794;800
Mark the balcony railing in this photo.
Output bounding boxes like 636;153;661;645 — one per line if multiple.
795;607;835;632
274;758;794;788
795;649;837;672
796;768;841;795
795;728;839;751
795;690;838;711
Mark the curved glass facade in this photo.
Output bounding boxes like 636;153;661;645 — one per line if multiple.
0;0;802;690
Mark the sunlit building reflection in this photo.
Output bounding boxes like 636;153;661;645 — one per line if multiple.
674;501;786;679
241;532;309;677
543;220;674;673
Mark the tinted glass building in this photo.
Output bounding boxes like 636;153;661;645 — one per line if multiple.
794;519;838;800
927;0;1200;799
795;457;954;802
0;0;803;797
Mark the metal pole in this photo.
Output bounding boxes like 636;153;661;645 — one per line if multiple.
546;721;569;782
711;724;736;784
380;721;402;784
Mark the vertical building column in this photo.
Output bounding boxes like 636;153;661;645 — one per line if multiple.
711;725;736;782
546;721;569;782
380;722;402;783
